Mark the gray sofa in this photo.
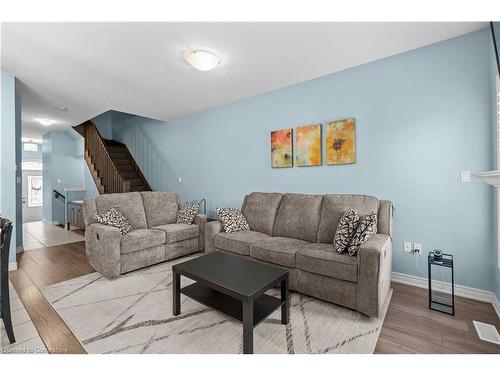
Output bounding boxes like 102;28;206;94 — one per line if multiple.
205;192;393;318
83;192;206;279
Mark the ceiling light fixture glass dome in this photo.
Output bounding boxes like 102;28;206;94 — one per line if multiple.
184;49;220;71
36;118;56;127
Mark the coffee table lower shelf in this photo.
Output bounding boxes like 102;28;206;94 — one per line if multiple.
180;282;283;328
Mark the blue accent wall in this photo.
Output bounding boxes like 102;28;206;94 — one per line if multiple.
492;22;500;302
1;74;18;263
42;130;99;224
93;110;114;139
112;29;496;292
22;143;42;160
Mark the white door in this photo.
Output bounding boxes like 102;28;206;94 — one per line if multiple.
22;169;43;223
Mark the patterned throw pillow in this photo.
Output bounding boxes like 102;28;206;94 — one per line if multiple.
347;212;378;257
334;209;360;254
217;208;251;234
176;202;200;224
93;208;132;236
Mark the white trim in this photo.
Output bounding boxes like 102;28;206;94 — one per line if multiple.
471;170;500;187
493;293;500;320
392;272;500;319
63;187;86;192
8;262;17;271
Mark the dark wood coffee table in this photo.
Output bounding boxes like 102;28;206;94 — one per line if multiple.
172;252;289;354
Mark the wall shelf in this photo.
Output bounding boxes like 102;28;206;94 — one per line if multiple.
472;170;500;187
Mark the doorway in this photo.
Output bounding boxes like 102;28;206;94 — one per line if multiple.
22;162;43;223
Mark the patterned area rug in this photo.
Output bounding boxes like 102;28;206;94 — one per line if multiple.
42;255;392;354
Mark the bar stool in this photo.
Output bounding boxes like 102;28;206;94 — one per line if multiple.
1;218;16;344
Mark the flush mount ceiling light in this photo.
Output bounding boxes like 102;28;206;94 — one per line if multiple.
184;49;220;71
56;105;68;112
23;140;38;152
36;118;56;127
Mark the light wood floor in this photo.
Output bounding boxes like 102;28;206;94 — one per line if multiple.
9;241;500;354
22;221;85;250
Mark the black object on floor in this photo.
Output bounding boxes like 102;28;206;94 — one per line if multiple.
428;251;454;315
172;252;289;354
1;218;16;344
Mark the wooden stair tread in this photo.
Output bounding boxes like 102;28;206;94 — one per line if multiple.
75;119;151;194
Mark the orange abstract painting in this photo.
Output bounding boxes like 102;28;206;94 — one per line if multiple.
296;124;322;167
271;128;293;168
326;118;356;165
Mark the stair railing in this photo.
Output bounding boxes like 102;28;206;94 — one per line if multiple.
82;120;130;194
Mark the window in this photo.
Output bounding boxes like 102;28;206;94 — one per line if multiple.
27;175;43;207
23;142;39;152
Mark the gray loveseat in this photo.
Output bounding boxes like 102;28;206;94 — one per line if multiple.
205;192;393;318
83;192;206;279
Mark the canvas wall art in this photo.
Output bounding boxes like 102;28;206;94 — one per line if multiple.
271;128;293;168
296;124;322;166
326;118;356;165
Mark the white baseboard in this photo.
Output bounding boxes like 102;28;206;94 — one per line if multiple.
493;294;500;320
42;218;60;225
8;262;17;271
392;272;500;319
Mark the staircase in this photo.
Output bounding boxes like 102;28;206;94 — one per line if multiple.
74;120;151;194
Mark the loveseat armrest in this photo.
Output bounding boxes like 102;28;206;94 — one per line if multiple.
194;214;207;251
205;220;222;253
356;234;392;317
85;223;122;279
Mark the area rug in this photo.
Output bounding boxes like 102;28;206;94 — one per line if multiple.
42;255;392;354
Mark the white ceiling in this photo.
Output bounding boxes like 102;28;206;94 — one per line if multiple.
1;22;486;140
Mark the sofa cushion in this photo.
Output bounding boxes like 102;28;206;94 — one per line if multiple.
334;209;359;254
348;212;377;256
214;230;270;256
250;237;310;268
120;229;166;254
272;193;323;243
93;207;132;235
152;223;199;243
217;208;251;234
317;194;379;243
297;243;358;282
241;192;283;236
177;202;200;224
141;192;179;227
95;192;148;229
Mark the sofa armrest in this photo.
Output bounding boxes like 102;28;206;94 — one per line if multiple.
356;234;392;317
194;214;207;251
85;223;122;279
205;220;222;253
82;198;97;229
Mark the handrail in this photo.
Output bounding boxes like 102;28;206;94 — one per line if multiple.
83;120;130;193
88;120;124;182
53;190;66;200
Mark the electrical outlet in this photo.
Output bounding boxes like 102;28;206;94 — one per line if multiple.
413;243;422;254
404;241;412;253
178;177;182;184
